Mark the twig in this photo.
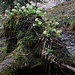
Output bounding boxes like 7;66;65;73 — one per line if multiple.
43;38;47;50
50;37;53;49
33;30;39;37
53;41;64;47
53;38;63;44
62;63;75;72
55;62;67;75
32;36;44;50
53;38;65;47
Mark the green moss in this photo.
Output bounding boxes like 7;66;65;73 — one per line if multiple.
0;47;7;62
0;29;4;37
0;47;6;52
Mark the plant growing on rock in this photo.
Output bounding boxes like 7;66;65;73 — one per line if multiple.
4;3;45;52
4;2;62;55
43;20;61;38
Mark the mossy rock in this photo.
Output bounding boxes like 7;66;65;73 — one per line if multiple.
45;1;75;21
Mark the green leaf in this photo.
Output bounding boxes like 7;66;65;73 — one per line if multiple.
47;49;54;54
38;21;42;25
36;10;43;16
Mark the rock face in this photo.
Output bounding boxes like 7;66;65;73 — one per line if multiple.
43;0;66;3
43;0;66;10
61;32;75;56
31;0;66;10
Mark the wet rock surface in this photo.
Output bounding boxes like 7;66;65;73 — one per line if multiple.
31;0;66;10
61;31;75;56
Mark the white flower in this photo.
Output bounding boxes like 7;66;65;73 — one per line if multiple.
23;10;26;13
30;1;33;4
52;29;56;32
21;6;25;10
43;30;47;35
33;24;36;26
56;30;62;34
12;9;17;12
17;3;20;7
10;13;14;16
35;18;38;22
49;21;52;23
14;6;17;9
26;3;30;8
55;22;59;25
38;21;42;25
5;10;9;13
